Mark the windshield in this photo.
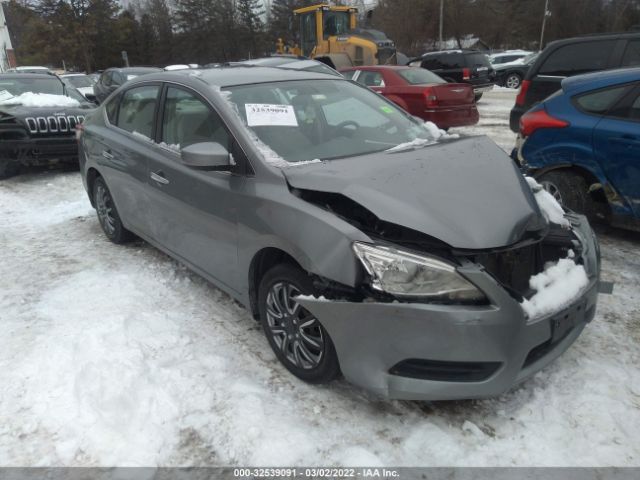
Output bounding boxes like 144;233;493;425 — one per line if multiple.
397;68;446;85
65;75;94;88
225;79;432;163
0;77;64;96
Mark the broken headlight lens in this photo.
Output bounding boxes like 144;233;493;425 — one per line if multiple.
352;242;485;302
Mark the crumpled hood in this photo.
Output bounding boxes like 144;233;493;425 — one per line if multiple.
283;136;546;250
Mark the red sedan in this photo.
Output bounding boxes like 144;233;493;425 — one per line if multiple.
341;66;479;129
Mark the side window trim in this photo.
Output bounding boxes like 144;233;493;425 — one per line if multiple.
156;81;254;175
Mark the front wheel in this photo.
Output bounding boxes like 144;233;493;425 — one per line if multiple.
93;176;135;244
259;264;340;384
505;73;522;89
538;170;591;214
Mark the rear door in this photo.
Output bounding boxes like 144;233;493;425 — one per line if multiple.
100;83;161;235
145;84;243;292
529;39;618;108
592;84;640;218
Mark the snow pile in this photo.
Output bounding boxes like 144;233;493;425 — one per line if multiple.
525;176;570;228
422;121;460;140
521;252;589;319
0;92;80;107
386;121;459;153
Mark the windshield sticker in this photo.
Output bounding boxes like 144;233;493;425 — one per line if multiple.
0;90;14;102
245;103;298;127
380;105;395;114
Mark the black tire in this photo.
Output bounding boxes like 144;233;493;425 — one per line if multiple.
92;176;135;244
474;92;483;102
537;170;592;215
0;160;20;180
505;73;522;89
258;264;340;384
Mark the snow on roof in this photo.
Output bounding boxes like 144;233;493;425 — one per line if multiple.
436;35;486;50
0;92;80;107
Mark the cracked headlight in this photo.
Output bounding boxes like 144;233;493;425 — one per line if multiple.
353;242;485;302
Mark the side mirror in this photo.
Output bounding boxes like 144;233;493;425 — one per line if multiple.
181;142;233;171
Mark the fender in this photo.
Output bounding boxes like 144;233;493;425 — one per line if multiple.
385;95;409;111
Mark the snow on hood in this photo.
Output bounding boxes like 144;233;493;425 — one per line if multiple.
284;136;547;250
525;177;570;228
0;92;80;108
521;251;589;319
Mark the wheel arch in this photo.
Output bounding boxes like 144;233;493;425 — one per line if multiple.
86;167;102;207
248;247;305;320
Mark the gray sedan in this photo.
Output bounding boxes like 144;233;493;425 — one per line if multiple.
78;67;600;400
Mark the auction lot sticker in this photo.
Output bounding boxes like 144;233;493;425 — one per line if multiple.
246;103;298;127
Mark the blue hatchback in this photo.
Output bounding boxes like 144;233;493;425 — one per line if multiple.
518;68;640;232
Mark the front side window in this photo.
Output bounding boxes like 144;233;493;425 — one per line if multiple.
161;86;229;150
225;79;431;163
539;41;616;76
116;84;160;138
300;13;317;57
575;85;631;115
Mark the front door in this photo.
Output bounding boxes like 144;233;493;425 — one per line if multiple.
146;85;242;292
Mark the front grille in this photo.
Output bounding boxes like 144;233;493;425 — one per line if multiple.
476;244;541;300
389;358;501;382
24;114;84;135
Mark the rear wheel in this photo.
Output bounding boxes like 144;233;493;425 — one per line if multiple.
474;93;483;102
259;264;340;383
93;176;135;244
505;73;522;89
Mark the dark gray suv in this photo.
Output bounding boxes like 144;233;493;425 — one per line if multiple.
78;67;600;400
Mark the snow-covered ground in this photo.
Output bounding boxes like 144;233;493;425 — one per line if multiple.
1;89;639;467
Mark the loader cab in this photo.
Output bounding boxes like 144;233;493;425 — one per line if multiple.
296;4;357;57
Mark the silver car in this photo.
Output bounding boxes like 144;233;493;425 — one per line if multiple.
78;67;600;400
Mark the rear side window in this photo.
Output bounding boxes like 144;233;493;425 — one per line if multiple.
105;93;120;124
116;84;160;138
574;85;630;114
438;53;463;69
342;70;357;80
397;68;445;85
357;71;385;87
464;53;490;68
539;40;616;76
622;40;640;67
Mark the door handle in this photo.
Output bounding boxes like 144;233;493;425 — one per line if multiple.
150;171;169;185
102;150;114;160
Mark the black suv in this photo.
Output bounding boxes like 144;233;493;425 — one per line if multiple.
93;67;162;104
409;50;495;100
510;32;640;132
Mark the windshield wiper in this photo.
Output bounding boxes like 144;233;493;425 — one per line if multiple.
385;138;435;153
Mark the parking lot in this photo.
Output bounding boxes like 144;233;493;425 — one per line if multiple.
1;88;639;466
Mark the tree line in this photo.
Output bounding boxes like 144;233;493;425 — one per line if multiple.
4;0;640;72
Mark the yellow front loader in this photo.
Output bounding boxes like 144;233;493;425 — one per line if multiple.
276;4;397;69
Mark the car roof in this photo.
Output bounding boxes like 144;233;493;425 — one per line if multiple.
421;49;484;56
546;31;640;50
108;67;163;73
0;73;61;80
137;66;340;88
61;73;87;77
343;65;411;70
562;67;640;94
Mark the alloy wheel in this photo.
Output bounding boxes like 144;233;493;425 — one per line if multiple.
95;184;116;236
540;180;563;204
265;281;324;370
506;74;521;89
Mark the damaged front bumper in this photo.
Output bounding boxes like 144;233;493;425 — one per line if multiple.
297;216;600;401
